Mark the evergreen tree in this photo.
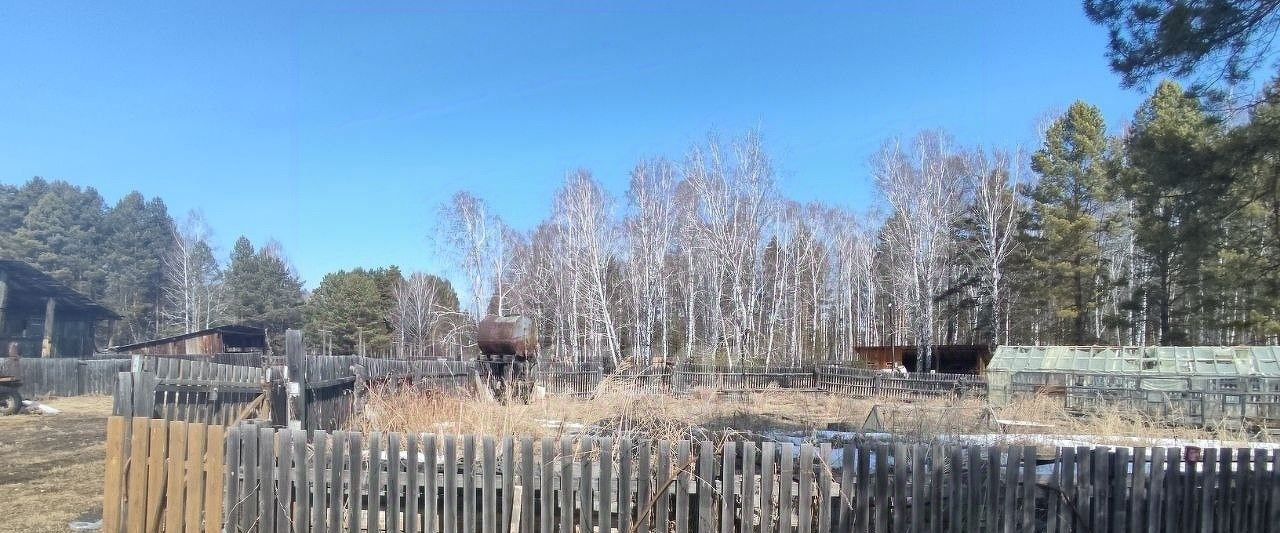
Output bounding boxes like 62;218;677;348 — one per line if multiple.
6;181;108;297
1024;101;1115;344
305;267;403;355
1123;80;1223;344
101;192;174;344
223;236;305;352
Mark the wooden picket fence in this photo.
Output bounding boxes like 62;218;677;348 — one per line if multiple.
6;357;130;397
102;416;226;533
113;357;270;425
217;425;1280;533
101;414;1280;533
816;365;988;399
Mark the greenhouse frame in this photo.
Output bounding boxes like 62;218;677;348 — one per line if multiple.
987;346;1280;431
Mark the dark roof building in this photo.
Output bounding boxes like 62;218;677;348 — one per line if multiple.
0;260;120;357
110;324;268;356
835;344;993;374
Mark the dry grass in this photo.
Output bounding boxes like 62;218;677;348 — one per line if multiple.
358;376;886;443
359;377;1268;448
0;395;114;533
991;394;1260;446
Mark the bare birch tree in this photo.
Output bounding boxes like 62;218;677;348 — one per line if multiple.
874;131;969;371
969;148;1024;345
163;211;222;334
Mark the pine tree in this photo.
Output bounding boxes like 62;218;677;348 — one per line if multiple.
1123;80;1223;344
101;192;175;344
305;267;403;355
1024;101;1115;344
223;236;305;352
6;181;108;297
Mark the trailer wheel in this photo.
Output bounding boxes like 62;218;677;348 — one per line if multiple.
0;387;21;415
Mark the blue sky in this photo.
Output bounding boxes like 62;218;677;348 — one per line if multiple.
0;2;1148;288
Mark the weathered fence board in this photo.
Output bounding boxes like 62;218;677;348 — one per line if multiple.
101;416;224;533
7;357;130;397
203;423;1280;533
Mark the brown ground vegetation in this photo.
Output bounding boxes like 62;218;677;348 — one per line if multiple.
0;395;112;533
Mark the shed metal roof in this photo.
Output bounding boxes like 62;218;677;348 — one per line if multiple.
988;346;1280;377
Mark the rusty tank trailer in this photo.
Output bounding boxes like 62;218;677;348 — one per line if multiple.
476;315;538;403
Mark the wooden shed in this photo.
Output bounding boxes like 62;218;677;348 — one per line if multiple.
842;344;993;374
110;324;268;357
0;260;121;357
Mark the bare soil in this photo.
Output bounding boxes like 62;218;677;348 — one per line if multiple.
0;396;112;533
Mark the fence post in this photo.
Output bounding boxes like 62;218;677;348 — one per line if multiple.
286;329;306;430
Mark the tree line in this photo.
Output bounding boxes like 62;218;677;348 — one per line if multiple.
0;182;463;355
437;76;1280;369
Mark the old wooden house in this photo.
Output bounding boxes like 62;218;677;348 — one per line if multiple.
0;260;120;357
110;324;268;357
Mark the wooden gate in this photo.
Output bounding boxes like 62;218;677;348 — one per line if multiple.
102;416;226;533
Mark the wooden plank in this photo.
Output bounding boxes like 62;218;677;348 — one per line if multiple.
145;419;169;533
103;417;127;533
760;441;776;533
1127;447;1147;533
204;424;224;533
276;429;293;533
1021;446;1036;533
841;443;855;533
1075;447;1091;533
619;438;633;533
874;443;890;533
856;444;871;533
444;435;458;533
183;423;206;533
948;446;962;533
1002;447;1017;533
295;429;312;533
578;439;593;533
894;443;909;533
369;432;384;533
778;443;794;533
538;438;554;533
423;434;438;533
1111;447;1129;533
388;434;402;533
798;444;813;533
1233;448;1250;532
818;443;832;533
697;440;715;533
1166;447;1184;533
599;438;614;533
482;436;497;533
965;447;982;533
165;421;189;533
559;438;573;533
1251;449;1267;533
638;440;654;533
259;428;278;533
656;441;672;533
313;432;330;533
931;445;944;533
721;441;736;533
519;438;534;533
326;431;346;533
237;425;258;533
348;432;364;533
501;438;514;533
1147;447;1166;533
910;445;925;533
676;441;691;533
405;434;419;533
741;441;756;533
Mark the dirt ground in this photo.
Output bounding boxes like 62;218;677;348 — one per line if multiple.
0;396;112;533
